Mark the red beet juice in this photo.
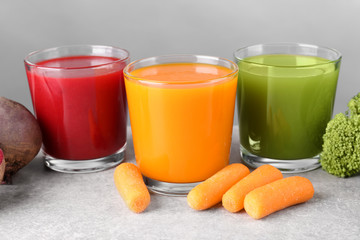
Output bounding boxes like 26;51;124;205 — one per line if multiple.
26;56;128;160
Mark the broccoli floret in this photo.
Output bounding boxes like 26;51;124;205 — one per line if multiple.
348;92;360;117
320;93;360;177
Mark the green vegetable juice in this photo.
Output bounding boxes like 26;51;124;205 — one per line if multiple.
238;54;340;159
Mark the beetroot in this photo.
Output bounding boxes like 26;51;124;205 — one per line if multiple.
0;97;42;184
0;149;5;183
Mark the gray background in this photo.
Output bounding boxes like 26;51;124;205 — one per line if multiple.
1;0;359;122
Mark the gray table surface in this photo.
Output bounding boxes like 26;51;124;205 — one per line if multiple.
1;126;359;240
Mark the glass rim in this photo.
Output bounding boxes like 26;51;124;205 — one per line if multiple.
24;44;130;70
234;42;342;68
123;54;239;85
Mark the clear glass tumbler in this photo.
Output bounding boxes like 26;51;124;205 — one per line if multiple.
235;43;341;173
124;55;238;195
24;45;129;173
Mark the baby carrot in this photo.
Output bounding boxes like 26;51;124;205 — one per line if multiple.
114;163;150;213
187;163;250;210
244;176;314;219
222;164;283;213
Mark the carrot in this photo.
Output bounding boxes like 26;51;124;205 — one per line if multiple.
114;163;150;213
222;164;283;213
244;176;314;219
187;163;250;210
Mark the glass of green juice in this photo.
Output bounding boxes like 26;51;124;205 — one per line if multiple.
234;43;341;172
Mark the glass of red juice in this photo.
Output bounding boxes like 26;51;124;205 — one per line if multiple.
24;45;129;173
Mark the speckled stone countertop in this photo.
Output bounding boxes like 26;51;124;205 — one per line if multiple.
1;127;359;240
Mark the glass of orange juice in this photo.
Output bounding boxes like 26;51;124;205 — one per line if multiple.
124;55;238;195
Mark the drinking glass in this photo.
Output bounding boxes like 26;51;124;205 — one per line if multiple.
235;43;341;172
124;55;238;195
24;45;129;173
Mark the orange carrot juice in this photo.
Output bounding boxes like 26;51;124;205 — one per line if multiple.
125;56;238;184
